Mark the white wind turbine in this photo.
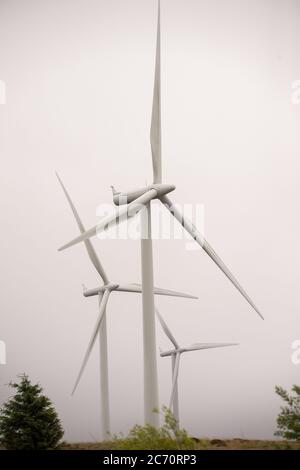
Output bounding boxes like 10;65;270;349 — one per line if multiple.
58;1;263;426
156;309;238;425
56;172;197;438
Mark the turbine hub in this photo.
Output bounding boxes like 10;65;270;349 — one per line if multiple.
111;183;175;206
105;283;119;292
150;183;176;197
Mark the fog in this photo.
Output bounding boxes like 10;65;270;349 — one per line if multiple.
0;0;300;441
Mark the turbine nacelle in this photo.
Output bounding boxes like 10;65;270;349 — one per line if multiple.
84;283;119;297
84;283;198;299
111;183;176;206
84;287;105;297
160;348;182;357
160;347;196;357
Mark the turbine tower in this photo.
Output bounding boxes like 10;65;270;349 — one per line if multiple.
57;172;197;437
139;0;162;427
156;309;238;426
59;0;263;426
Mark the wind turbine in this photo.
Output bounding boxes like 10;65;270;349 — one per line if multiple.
58;0;263;425
156;309;238;426
56;172;197;437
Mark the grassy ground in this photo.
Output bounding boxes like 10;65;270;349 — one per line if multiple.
61;438;300;450
1;439;299;450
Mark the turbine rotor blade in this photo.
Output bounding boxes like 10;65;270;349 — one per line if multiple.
116;283;197;299
72;289;110;395
150;0;162;184
56;173;109;284
183;342;239;352
161;196;263;320
169;352;180;409
59;189;158;251
155;308;179;349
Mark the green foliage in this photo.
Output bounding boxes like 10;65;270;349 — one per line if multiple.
275;385;300;441
0;374;64;450
114;407;196;450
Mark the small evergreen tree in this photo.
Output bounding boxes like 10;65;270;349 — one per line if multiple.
275;385;300;440
0;374;64;450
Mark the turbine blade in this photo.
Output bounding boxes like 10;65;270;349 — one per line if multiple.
153;286;197;299
183;342;239;352
169;353;180;409
72;290;110;395
155;308;179;349
150;1;162;184
56;173;109;284
161;196;263;320
116;283;197;299
59;188;158;251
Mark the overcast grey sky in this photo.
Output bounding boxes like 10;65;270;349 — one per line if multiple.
0;0;300;442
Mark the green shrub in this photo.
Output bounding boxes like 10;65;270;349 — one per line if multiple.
0;374;64;450
114;407;196;450
275;385;300;441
